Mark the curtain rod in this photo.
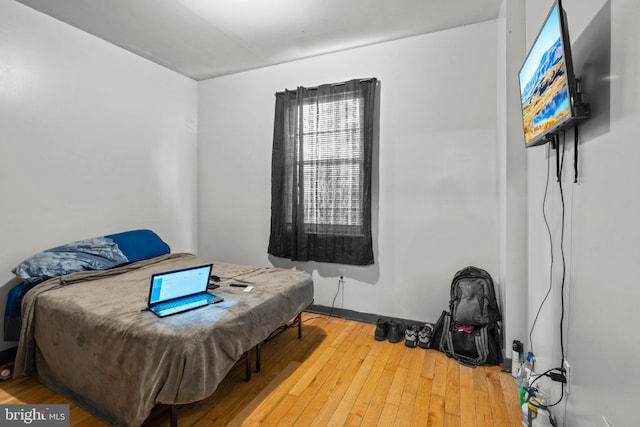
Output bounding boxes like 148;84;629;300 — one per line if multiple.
275;77;376;95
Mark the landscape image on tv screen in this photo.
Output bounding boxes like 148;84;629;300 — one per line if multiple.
519;4;570;145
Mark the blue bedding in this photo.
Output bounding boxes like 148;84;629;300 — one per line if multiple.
4;229;170;341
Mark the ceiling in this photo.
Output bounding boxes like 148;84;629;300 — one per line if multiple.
16;0;503;81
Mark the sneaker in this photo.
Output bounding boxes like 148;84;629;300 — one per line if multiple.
404;324;419;348
418;323;433;349
374;318;389;341
388;320;404;344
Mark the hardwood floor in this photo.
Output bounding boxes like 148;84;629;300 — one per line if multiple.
0;315;522;426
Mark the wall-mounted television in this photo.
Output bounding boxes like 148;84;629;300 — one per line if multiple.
519;0;589;147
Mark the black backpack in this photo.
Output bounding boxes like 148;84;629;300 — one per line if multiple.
449;266;501;326
435;267;503;367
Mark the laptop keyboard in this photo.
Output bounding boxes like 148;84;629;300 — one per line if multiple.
153;294;210;314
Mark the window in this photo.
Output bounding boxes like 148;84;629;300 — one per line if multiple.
268;78;377;265
294;96;364;234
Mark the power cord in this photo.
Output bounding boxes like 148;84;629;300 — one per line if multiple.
528;367;567;408
328;276;344;319
527;132;570;407
304;276;345;323
529;139;555;355
558;134;567;366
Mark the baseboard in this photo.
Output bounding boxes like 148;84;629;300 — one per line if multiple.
305;305;425;328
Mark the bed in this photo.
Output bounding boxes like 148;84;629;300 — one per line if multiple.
9;232;314;427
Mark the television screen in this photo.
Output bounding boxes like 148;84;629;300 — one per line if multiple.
519;1;587;147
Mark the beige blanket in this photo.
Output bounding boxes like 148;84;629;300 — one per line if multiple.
14;253;313;426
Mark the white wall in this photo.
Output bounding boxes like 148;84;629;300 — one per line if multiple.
0;0;198;351
523;0;639;425
497;0;528;368
199;21;500;325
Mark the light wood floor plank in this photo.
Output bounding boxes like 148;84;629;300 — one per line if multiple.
293;324;370;426
431;353;449;397
459;365;478;427
274;335;347;426
326;352;376;426
230;361;301;426
383;341;405;371
410;375;433;425
444;356;461;416
0;315;522;426
444;412;461;427
359;367;397;426
288;345;337;396
427;394;446;427
395;390;417;426
309;335;372;427
344;413;363;427
421;348;437;379
403;346;425;396
385;366;409;406
474;390;493;427
348;338;394;419
378;402;399;426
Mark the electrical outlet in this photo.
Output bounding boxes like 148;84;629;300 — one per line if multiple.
563;359;571;395
601;415;612;427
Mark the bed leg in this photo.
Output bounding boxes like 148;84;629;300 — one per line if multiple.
244;351;251;382
170;405;178;427
256;344;261;373
297;312;302;339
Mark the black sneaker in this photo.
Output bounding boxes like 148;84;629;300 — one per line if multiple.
387;320;404;343
374;318;389;341
404;324;419;348
418;323;433;349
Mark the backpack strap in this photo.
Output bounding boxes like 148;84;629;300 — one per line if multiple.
474;327;489;366
437;312;452;354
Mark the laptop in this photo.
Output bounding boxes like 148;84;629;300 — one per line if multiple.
147;264;223;317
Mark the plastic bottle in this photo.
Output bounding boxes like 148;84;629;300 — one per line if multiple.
531;406;554;427
522;396;554;427
512;340;524;378
521;400;536;426
519;377;529;406
516;351;534;388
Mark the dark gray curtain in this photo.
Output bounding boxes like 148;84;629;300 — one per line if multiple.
268;78;376;265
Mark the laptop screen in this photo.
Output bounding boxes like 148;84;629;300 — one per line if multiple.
148;264;213;305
